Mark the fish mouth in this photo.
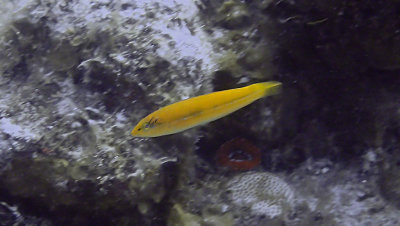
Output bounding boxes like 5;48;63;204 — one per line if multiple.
131;128;140;137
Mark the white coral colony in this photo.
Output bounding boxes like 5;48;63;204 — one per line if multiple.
225;172;295;218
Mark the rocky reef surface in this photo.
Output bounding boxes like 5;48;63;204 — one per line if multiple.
0;0;400;225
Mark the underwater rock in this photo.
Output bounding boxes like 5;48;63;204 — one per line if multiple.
288;159;400;225
237;47;267;70
167;203;234;226
0;201;23;225
264;0;400;155
379;166;400;209
364;39;400;71
201;205;235;226
0;151;179;224
0;201;51;225
46;41;79;72
0;0;216;224
168;204;203;226
217;1;250;29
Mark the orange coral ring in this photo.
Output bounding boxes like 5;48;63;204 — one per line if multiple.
216;138;261;171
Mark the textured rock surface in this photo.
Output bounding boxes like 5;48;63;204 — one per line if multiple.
0;0;216;224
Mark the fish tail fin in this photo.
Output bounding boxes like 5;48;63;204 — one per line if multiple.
255;81;282;97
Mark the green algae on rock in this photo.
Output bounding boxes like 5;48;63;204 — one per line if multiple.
168;203;234;226
216;0;250;29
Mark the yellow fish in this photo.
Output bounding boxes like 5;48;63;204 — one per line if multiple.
131;81;282;137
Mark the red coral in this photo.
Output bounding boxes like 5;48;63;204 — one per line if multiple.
216;138;261;171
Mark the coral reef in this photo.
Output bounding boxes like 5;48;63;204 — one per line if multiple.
0;0;213;224
1;0;400;225
266;0;400;156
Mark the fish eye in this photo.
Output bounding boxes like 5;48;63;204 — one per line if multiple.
143;117;160;130
141;124;151;131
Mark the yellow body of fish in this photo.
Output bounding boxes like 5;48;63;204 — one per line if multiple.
131;81;282;137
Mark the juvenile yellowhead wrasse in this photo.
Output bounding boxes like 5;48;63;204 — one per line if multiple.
131;81;282;137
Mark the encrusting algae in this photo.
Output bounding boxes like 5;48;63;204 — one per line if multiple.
131;81;282;137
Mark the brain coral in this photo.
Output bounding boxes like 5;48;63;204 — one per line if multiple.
225;172;295;218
